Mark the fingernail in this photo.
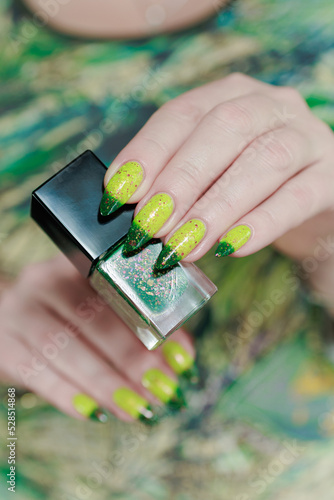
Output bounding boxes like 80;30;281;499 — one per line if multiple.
72;393;108;423
162;341;199;384
154;219;206;270
215;225;251;257
100;161;143;216
112;387;158;425
142;368;186;410
123;193;174;254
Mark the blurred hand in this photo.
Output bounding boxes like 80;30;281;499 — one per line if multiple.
0;255;195;423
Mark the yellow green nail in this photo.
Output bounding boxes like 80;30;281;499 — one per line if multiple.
142;368;186;409
112;387;158;425
100;161;143;216
162;342;198;383
155;219;206;270
123;193;174;253
215;225;251;257
72;393;108;423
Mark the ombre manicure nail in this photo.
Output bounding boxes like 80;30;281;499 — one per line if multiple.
32;152;217;352
155;219;206;270
72;393;108;423
215;225;251;257
112;387;158;425
162;341;199;384
123;193;174;254
100;161;143;216
142;368;186;410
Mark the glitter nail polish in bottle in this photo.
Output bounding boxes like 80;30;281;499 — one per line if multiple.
31;151;217;350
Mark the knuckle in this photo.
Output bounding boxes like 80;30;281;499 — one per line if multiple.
162;97;202;124
19;260;60;294
277;86;306;107
225;72;248;87
20;263;44;287
285;181;315;213
210;189;237;216
256;206;279;228
140;133;170;157
172;157;205;190
209;100;254;135
256;133;295;172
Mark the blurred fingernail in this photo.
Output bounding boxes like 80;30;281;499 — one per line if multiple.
154;219;206;270
162;341;198;384
112;387;158;425
123;193;174;254
142;368;186;410
72;393;108;423
100;161;143;216
215;225;251;257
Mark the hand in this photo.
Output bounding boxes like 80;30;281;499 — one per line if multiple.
0;255;195;423
100;73;334;270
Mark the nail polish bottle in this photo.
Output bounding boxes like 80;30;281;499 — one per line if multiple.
31;151;217;350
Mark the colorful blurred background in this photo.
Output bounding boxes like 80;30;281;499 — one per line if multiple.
1;0;334;498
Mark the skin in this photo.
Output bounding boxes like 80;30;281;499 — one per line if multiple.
0;255;195;422
22;0;224;39
2;10;334;420
102;74;334;279
2;74;334;422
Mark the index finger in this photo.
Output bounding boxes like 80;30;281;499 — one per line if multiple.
99;74;266;216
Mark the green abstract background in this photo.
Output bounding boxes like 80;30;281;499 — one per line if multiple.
1;0;334;498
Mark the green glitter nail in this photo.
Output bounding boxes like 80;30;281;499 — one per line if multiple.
142;368;186;409
72;394;108;423
155;219;206;270
215;225;251;257
123;193;174;254
162;341;198;383
112;387;158;425
100;161;143;216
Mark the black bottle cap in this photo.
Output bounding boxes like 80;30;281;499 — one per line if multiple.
31;150;135;277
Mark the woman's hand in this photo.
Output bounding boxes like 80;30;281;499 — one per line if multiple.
0;255;195;423
100;73;334;270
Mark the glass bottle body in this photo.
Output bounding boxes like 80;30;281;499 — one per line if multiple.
89;239;217;350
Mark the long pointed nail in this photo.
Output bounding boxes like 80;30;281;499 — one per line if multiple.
112;387;159;425
142;368;187;410
162;342;199;384
100;161;143;216
72;394;108;423
155;219;206;270
123;193;174;254
215;225;251;257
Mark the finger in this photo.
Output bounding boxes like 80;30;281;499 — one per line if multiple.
14;307;159;424
215;163;333;257
100;74;269;215
122;93;292;253
3;332;107;422
33;256;198;380
154;125;320;268
39;270;198;406
73;310;198;406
